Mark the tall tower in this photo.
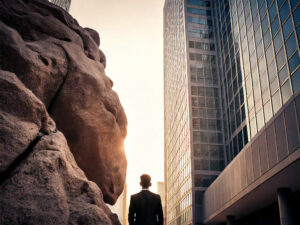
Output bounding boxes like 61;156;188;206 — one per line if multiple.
49;0;71;11
164;0;300;224
164;0;224;224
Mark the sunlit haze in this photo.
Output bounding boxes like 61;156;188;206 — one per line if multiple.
70;0;165;199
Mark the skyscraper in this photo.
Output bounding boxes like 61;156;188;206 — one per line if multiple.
49;0;71;11
164;0;300;224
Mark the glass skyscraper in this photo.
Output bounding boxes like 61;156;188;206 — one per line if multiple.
164;0;300;224
49;0;71;11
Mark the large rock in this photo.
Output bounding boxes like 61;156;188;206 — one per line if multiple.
0;128;121;225
0;0;127;205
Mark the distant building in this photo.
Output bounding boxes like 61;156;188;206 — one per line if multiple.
157;182;166;224
49;0;71;11
108;183;128;225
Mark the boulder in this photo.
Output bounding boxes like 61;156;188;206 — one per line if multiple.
0;0;127;205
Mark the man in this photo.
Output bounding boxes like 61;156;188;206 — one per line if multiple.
128;174;164;225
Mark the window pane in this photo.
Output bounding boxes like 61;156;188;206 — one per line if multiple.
276;47;286;70
290;0;298;9
264;29;271;47
293;4;300;26
268;60;277;81
289;52;300;72
266;45;274;65
262;15;269;34
279;1;290;22
291;67;300;93
272;90;282;113
271;15;280;36
281;80;292;104
283;16;293;40
269;2;277;21
279;65;288;85
285;32;297;58
273;30;283;52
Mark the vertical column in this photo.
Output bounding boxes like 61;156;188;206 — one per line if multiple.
226;215;236;225
277;188;294;225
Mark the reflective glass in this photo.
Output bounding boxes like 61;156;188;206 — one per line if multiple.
282;16;293;39
260;2;267;18
277;0;285;7
270;77;279;94
256;40;264;58
253;14;260;31
264;29;272;47
268;60;277;81
272;90;282;113
266;45;274;65
279;1;290;22
276;47;286;70
271;16;280;36
279;65;288;84
285;32;297;58
297;25;300;45
281;80;292;103
289;52;300;72
291;67;300;93
290;0;298;9
262;16;269;34
269;2;277;21
293;4;300;26
273;30;283;52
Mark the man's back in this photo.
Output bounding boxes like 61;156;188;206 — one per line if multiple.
128;190;163;225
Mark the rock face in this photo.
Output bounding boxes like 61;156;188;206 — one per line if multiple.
0;0;127;224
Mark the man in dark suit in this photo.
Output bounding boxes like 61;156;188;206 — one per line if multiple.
128;174;164;225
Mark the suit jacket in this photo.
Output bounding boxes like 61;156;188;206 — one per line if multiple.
128;190;164;225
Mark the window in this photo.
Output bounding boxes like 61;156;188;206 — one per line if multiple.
279;65;288;85
187;7;206;15
271;15;280;36
283;16;293;39
269;2;277;21
273;31;283;52
281;80;292;104
266;45;274;65
285;32;297;58
276;47;286;70
279;1;290;22
293;4;300;26
263;29;271;47
291;68;300;93
289;52;300;72
272;90;281;113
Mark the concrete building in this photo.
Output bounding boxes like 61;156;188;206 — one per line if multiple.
163;0;300;224
49;0;71;11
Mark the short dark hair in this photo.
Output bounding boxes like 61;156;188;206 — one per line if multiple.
140;174;151;188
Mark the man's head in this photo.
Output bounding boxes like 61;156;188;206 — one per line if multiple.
140;174;152;189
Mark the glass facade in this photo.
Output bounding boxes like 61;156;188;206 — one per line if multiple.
213;0;300;165
49;0;71;11
164;0;299;224
164;0;193;224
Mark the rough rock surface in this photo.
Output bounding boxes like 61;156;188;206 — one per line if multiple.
0;0;127;224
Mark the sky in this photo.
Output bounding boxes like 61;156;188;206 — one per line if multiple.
69;0;165;200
